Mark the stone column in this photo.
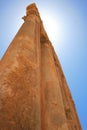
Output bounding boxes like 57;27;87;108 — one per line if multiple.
40;24;69;130
0;4;41;130
53;50;82;130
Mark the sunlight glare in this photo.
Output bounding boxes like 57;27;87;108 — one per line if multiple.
41;12;64;46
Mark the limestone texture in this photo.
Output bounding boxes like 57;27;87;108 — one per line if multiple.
0;3;81;130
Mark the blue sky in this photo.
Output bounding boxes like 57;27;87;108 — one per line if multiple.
0;0;87;129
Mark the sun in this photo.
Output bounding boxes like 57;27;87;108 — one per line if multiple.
41;14;57;42
41;12;63;47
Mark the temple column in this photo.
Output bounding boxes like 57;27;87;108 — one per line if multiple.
0;4;41;130
40;23;69;129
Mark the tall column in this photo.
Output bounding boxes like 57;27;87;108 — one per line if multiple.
40;24;69;130
52;49;82;130
0;4;41;130
0;3;81;130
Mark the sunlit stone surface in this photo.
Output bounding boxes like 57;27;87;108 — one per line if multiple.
0;3;81;130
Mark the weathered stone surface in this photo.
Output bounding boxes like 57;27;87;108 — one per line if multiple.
0;3;81;130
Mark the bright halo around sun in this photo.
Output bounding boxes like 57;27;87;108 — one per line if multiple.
41;12;63;47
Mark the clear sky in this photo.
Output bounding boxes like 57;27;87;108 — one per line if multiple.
0;0;87;129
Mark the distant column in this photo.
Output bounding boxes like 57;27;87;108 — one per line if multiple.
40;23;69;130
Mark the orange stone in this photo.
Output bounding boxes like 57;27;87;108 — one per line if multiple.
0;3;81;130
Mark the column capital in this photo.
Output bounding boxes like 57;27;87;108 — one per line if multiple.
26;3;40;17
22;3;41;22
